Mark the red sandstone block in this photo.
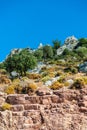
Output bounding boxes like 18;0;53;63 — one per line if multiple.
51;95;59;103
79;107;87;112
24;104;40;110
6;95;26;105
11;105;24;111
39;95;52;105
25;96;40;104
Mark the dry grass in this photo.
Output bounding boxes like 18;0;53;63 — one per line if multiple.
2;103;11;111
26;73;41;79
50;81;64;90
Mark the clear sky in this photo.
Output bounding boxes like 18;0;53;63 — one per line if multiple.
0;0;87;61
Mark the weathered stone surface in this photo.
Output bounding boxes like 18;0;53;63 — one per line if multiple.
0;97;5;105
24;104;40;110
57;35;78;55
25;96;40;104
36;86;53;96
6;94;28;105
1;88;87;130
11;105;24;111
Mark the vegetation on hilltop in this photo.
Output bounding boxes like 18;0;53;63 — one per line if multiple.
4;49;37;76
0;36;87;95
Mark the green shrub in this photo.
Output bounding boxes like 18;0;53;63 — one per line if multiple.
21;83;37;94
55;70;63;77
41;71;48;77
58;75;66;83
26;73;41;79
70;78;85;89
42;76;50;82
64;66;78;74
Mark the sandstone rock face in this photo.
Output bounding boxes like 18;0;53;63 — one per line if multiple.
0;88;87;130
57;36;78;55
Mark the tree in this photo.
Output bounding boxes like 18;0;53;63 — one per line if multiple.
62;48;71;55
4;49;37;76
0;62;5;69
34;49;43;61
76;38;87;48
53;40;61;49
52;40;61;55
76;47;87;57
43;45;53;59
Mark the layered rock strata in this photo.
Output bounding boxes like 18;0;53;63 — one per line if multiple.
0;88;87;130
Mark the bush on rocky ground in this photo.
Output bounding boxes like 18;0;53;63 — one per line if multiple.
5;85;15;94
55;70;63;77
58;75;66;83
82;76;87;84
0;75;11;84
70;78;85;89
64;81;70;87
49;81;64;90
42;76;50;82
64;66;78;74
21;82;37;95
0;69;7;75
26;73;41;79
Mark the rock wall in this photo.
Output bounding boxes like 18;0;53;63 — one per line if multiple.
0;88;87;130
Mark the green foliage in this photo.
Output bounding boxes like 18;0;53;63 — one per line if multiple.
62;48;71;55
34;49;43;61
41;71;49;77
70;78;85;89
52;40;61;55
0;62;5;69
76;47;87;57
4;49;37;76
64;66;78;74
21;83;37;94
58;75;66;83
17;82;37;94
42;76;50;82
52;40;61;49
55;70;63;77
43;45;53;59
78;38;87;48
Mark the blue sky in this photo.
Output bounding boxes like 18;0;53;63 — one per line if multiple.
0;0;87;61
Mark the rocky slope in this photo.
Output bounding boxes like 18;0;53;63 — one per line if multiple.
57;36;78;55
0;87;87;130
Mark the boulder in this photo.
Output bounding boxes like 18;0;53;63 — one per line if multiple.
79;62;87;73
36;86;53;96
57;35;78;55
